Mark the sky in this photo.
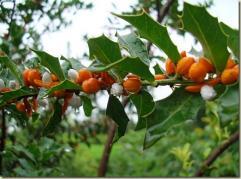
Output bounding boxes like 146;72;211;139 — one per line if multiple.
41;0;239;58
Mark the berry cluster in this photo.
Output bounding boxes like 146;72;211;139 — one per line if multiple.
0;52;239;116
155;51;239;95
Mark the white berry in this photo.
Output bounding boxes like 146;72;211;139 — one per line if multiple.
42;72;52;83
69;94;82;109
68;69;79;82
200;85;217;101
9;80;19;89
111;83;123;96
0;79;5;89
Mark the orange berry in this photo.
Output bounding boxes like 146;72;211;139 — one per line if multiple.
123;76;141;93
199;57;215;73
221;68;238;84
206;77;220;86
165;59;176;75
0;87;12;92
77;69;92;84
51;74;59;82
23;69;31;86
23;98;32;117
62;93;73;114
188;62;207;83
16;102;26;112
185;84;203;93
176;57;195;76
26;69;41;87
180;51;186;58
225;58;236;69
126;74;140;79
82;78;100;94
99;72;116;88
52;90;66;98
155;74;167;80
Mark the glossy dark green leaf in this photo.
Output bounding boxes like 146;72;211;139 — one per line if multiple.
113;11;181;62
89;57;154;81
43;100;62;135
88;35;126;78
31;49;65;81
88;35;122;64
216;83;239;126
181;2;229;71
117;32;149;65
45;80;81;96
0;56;23;85
81;95;94;117
130;90;155;130
153;64;164;74
60;56;86;71
220;22;239;58
117;57;154;81
144;88;204;149
106;95;129;140
0;87;38;107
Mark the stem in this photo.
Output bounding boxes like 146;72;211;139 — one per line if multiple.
142;79;195;86
158;0;175;22
0;109;6;175
97;121;116;177
194;130;239;177
8;0;16;36
90;58;126;72
97;98;129;177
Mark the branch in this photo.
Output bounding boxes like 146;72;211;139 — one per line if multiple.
8;0;16;33
194;130;239;176
158;0;175;23
97;121;116;177
147;0;175;52
0;109;6;175
97;98;129;177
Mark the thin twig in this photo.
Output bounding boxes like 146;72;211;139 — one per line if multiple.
194;130;239;176
8;0;16;33
0;109;6;175
97;98;129;177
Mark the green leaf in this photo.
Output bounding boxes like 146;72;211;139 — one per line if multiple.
117;32;149;65
220;22;239;58
45;80;81;96
90;57;154;81
216;83;238;126
181;2;229;71
144;88;204;149
31;49;65;81
88;35;122;64
12;145;36;163
117;57;154;81
113;11;181;62
0;87;38;108
43;100;62;135
0;56;23;85
87;35;126;78
130;90;155;130
81;95;94;117
60;56;86;70
153;64;164;74
106;95;129;140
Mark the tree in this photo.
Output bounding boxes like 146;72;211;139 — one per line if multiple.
0;0;239;177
